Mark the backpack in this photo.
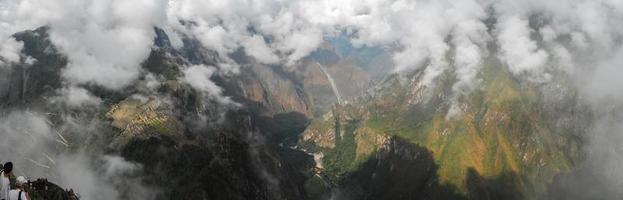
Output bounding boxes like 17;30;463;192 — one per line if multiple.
17;191;22;200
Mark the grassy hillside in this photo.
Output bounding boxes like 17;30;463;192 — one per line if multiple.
299;57;584;198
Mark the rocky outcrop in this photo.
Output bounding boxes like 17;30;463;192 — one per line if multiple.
298;56;590;199
1;27;318;200
26;179;79;200
105;29;319;200
236;64;312;117
6;25;594;200
298;51;385;116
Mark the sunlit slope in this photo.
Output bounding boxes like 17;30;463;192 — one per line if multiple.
299;57;585;198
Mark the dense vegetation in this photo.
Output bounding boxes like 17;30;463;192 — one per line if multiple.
299;56;586;199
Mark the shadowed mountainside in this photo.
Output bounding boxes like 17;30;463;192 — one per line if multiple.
1;26;595;200
298;55;590;199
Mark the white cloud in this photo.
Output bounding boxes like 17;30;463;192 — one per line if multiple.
56;154;155;200
183;65;219;94
1;0;168;90
0;0;621;108
1;0;619;91
53;86;102;108
0;111;153;200
583;47;623;103
0;111;54;172
496;16;549;75
242;35;279;64
51;0;168;90
2;1;623;196
0;37;23;65
182;64;235;105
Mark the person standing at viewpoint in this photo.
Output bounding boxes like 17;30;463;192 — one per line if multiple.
1;162;16;200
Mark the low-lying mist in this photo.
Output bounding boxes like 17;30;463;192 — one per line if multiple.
1;0;623;199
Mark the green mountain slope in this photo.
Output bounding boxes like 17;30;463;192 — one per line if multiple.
298;56;588;199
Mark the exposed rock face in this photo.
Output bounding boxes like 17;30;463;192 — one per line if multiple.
3;25;596;200
236;64;312;117
1;27;319;200
298;56;591;199
26;179;79;200
107;29;319;200
102;30;398;200
297;41;391;117
0;27;66;108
